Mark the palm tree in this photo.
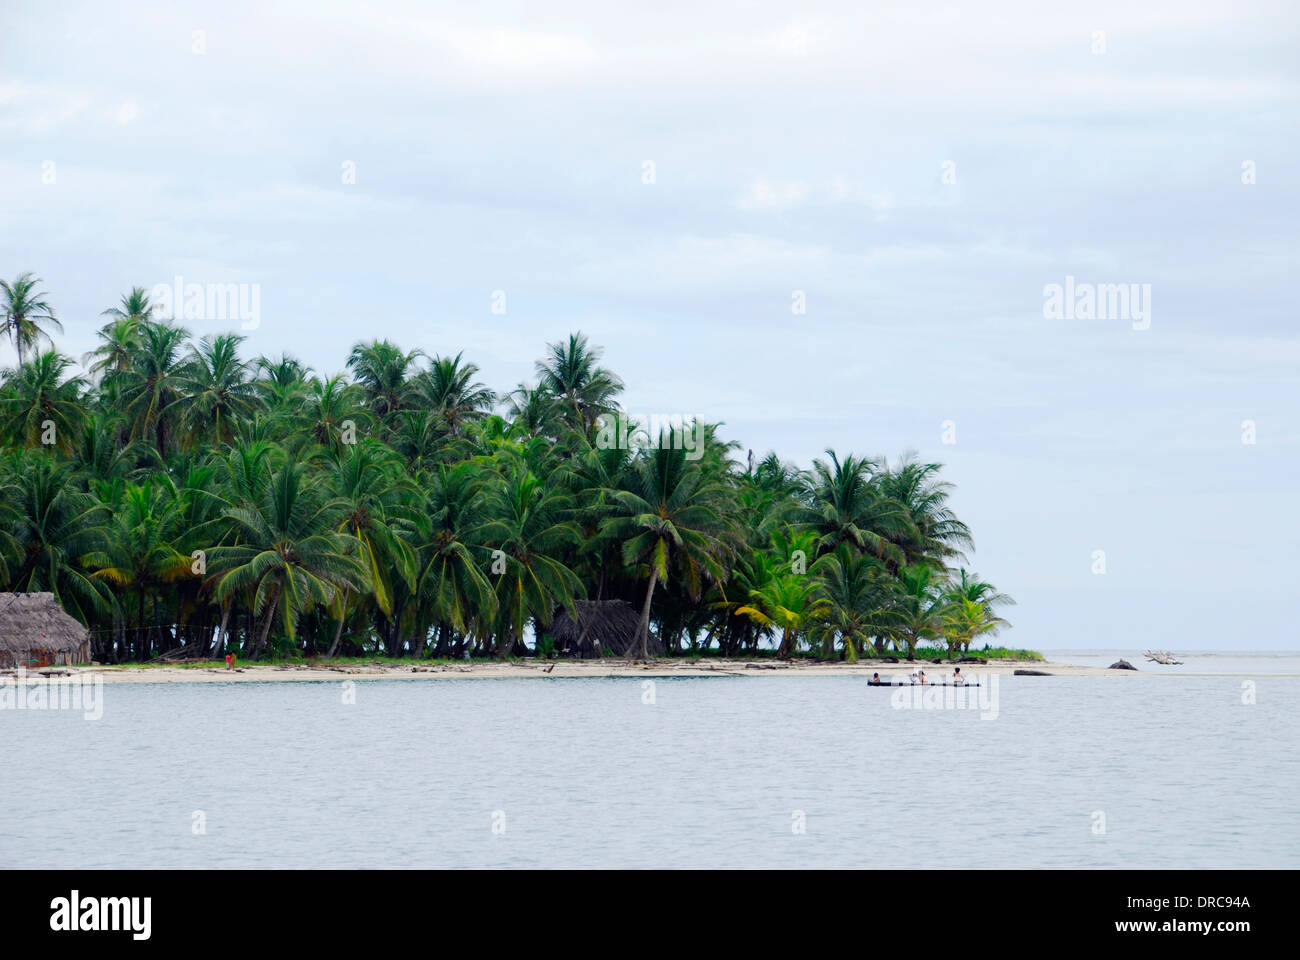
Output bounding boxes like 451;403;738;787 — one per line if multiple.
1;273;63;365
603;442;734;659
76;411;143;483
808;543;890;660
877;454;973;566
212;457;367;658
176;334;263;449
117;319;191;453
534;332;624;432
800;450;908;565
3;454;114;625
413;352;496;437
296;374;369;453
890;564;950;658
942;569;1014;652
253;353;309;412
346;340;423;421
85;481;192;660
411;460;498;655
324;441;418;655
0;352;88;455
477;453;583;657
735;568;829;659
738;451;805;537
563;437;635;602
84;316;146;384
506;382;560;439
101;286;154;324
88;285;154;387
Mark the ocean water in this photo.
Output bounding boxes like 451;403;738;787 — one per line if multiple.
3;666;1297;868
1046;650;1300;675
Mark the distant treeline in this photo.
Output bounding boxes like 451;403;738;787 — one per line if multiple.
0;276;1012;661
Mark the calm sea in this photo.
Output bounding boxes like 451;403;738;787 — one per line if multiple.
1046;650;1300;674
3;658;1297;868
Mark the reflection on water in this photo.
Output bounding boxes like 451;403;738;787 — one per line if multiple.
2;670;1296;868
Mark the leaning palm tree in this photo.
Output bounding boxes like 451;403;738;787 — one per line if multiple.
1;272;63;365
603;441;734;659
534;332;624;432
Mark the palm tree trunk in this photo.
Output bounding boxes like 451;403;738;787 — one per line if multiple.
137;589;147;661
214;600;231;657
327;586;351;657
253;581;281;659
634;566;659;660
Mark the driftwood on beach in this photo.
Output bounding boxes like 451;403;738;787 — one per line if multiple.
1143;650;1183;665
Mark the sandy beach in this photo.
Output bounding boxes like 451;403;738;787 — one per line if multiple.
5;657;1291;683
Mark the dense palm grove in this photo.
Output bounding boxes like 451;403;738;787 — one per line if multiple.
1;273;1013;662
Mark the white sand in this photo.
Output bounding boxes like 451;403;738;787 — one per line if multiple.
4;657;1285;684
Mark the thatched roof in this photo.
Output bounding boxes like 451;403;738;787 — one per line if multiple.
0;592;90;653
547;599;663;658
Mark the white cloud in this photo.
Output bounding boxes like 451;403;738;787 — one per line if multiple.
738;177;810;212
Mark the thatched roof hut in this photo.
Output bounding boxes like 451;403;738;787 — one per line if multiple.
0;593;92;668
547;599;663;658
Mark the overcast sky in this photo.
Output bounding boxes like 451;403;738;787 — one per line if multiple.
2;1;1297;649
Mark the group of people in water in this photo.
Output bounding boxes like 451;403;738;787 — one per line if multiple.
867;667;969;686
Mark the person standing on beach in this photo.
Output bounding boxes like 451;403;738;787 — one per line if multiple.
953;667;964;685
225;653;232;670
